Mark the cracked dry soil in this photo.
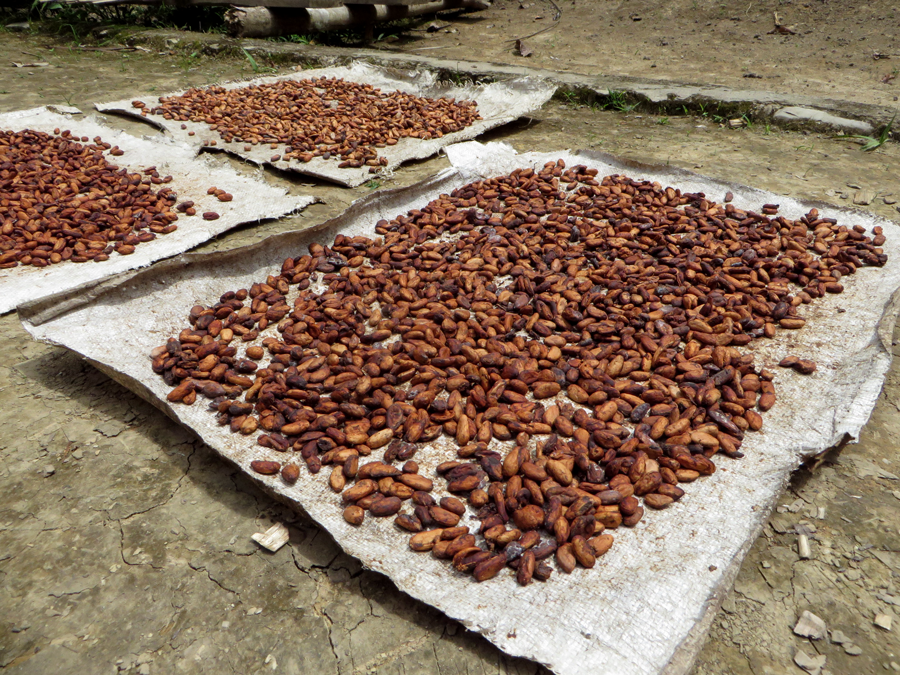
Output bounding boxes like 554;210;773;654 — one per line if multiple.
1;37;899;675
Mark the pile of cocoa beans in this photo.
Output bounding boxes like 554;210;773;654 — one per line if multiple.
152;160;886;585
0;128;179;269
132;77;480;170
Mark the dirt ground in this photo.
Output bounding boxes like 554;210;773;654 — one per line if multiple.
1;31;900;675
385;0;900;110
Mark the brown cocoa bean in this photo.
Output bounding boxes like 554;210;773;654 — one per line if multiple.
473;554;508;582
395;513;422;532
516;550;536;586
409;529;444;552
556;543;577;573
397;473;433;491
429;506;461;527
341;479;377;502
439;497;466;516
644;493;675;509
343;505;365;525
369;496;402;517
513;504;545;530
571;535;596;568
588;533;614;557
281;463;300;485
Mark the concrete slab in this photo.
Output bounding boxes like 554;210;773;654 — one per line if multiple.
773;106;875;135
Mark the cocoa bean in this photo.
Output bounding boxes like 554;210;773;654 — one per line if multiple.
644;493;675;509
571;535;596;568
429;506;461;527
556;543;577;573
473;554;508;582
588;534;614;557
439;497;466;516
369;496;402;517
250;460;280;475
395;513;422;532
409;529;444;552
281;463;300;485
343;505;365;525
516;550;536;586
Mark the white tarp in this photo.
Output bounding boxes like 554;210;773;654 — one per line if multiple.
95;62;556;187
0;106;314;315
20;141;900;675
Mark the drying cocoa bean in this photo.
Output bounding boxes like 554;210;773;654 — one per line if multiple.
0;128;179;269
154;161;886;586
137;77;480;169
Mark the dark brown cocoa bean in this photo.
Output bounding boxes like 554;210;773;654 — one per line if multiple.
473;554;508;582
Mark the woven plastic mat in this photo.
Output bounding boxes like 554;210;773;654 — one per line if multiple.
95;62;555;187
0;106;314;315
20;141;900;675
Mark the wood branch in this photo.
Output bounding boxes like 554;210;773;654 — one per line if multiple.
225;0;490;38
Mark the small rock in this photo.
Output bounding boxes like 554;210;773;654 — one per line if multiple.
798;534;812;559
251;522;289;553
874;613;893;631
844;643;863;656
890;662;900;672
138;665;150;675
5;21;30;32
41;464;55;477
885;197;898;205
794;610;827;640
721;593;737;614
830;629;850;644
770;512;795;533
854;189;876;206
72;449;83;460
794;648;827;674
95;420;126;438
796;522;817;535
788;498;805;513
